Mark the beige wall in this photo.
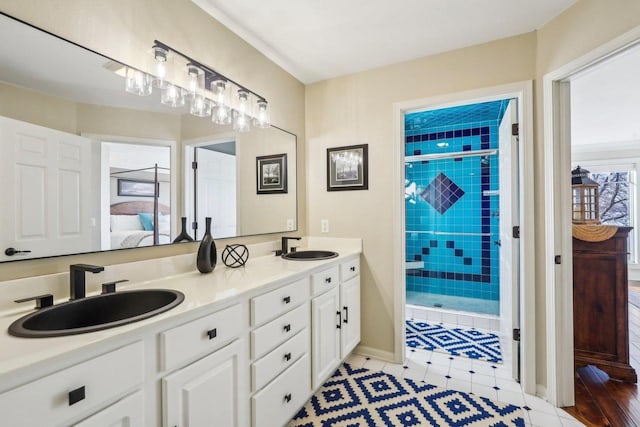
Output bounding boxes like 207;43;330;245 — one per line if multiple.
0;0;306;280
305;33;537;357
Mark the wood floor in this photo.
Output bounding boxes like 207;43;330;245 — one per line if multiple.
562;291;640;426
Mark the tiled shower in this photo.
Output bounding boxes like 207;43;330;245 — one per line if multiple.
404;100;511;316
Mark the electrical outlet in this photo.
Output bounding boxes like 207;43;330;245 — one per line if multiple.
286;219;294;231
321;219;329;233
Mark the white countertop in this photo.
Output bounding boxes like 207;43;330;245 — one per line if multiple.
0;237;361;383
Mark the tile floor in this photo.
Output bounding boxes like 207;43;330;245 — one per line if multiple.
347;319;585;427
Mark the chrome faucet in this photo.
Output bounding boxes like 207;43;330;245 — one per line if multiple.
69;264;104;300
281;236;302;255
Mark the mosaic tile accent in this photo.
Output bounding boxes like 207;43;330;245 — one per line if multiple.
405;320;503;363
288;363;524;426
420;173;465;214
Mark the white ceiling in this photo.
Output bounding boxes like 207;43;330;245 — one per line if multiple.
193;0;576;84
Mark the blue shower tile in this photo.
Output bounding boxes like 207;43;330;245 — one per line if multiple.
414;150;421;155
455;249;463;257
414;255;422;261
422;247;430;255
430;240;438;248
463;258;472;265
446;241;454;248
481;126;490;135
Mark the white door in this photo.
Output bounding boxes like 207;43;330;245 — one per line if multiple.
162;339;248;427
195;147;237;239
0;116;94;261
311;286;341;388
73;391;144;427
340;276;361;358
498;99;521;381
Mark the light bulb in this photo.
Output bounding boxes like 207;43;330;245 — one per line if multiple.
153;45;168;88
253;99;270;128
186;64;202;96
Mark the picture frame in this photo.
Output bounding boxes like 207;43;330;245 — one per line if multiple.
327;144;369;191
256;153;288;194
117;179;157;197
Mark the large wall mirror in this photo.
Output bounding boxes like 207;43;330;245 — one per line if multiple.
0;13;297;262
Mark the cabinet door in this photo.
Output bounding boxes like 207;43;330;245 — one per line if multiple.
73;391;143;427
163;339;248;427
311;286;341;388
340;276;361;358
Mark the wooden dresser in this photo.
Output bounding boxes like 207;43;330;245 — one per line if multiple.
573;225;636;382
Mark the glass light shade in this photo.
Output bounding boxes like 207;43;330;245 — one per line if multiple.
190;94;211;117
161;84;185;107
125;67;153;96
211;79;231;125
253;99;270;128
233;90;251;132
153;45;169;89
186;64;203;96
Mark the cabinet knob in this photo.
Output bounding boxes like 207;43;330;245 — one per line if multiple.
283;324;291;333
284;393;292;403
283;296;291;304
284;352;292;361
207;328;217;340
325;277;332;284
68;386;85;406
350;266;356;272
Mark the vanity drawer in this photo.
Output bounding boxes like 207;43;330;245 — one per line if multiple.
0;341;143;427
252;354;311;427
311;266;339;297
252;328;309;392
341;258;360;282
251;277;309;327
161;304;242;371
252;302;309;359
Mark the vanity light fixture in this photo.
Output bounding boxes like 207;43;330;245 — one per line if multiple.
123;40;271;131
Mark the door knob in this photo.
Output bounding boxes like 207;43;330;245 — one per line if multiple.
5;247;31;256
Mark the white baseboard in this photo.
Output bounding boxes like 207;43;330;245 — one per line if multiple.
535;384;548;400
354;345;397;363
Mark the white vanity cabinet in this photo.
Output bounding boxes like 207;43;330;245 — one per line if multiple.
0;341;144;427
250;277;311;427
160;304;249;427
73;390;144;427
311;257;361;388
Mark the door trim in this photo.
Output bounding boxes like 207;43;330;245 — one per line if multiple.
543;24;640;407
392;80;536;394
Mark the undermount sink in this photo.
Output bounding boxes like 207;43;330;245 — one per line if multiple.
282;250;339;261
8;289;185;338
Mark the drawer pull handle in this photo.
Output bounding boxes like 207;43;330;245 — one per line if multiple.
350;266;356;272
283;296;291;304
325;277;332;284
284;352;292;361
283;324;291;333
343;306;349;324
207;328;217;340
68;386;85;406
336;311;342;329
284;393;292;403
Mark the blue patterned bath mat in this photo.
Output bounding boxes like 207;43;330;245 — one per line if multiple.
406;320;503;363
288;363;524;426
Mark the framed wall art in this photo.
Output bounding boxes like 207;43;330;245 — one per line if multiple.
256;153;287;194
117;179;156;197
327;144;368;191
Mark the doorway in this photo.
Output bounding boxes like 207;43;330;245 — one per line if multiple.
393;81;536;395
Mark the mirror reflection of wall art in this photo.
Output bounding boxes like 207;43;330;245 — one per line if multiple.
256;153;288;194
327;144;369;191
117;179;156;197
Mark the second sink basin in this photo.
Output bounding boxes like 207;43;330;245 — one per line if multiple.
9;289;185;338
282;250;339;261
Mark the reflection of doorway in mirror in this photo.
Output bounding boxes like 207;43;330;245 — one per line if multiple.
194;141;238;239
101;142;172;250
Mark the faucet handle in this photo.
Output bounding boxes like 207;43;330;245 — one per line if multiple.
15;294;54;309
101;279;129;294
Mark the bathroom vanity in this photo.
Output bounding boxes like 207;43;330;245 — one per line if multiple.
0;238;361;427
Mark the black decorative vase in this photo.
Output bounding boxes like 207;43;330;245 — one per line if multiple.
173;217;194;243
196;217;217;273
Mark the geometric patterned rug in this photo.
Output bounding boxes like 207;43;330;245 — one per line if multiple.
406;320;503;364
288;363;525;426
